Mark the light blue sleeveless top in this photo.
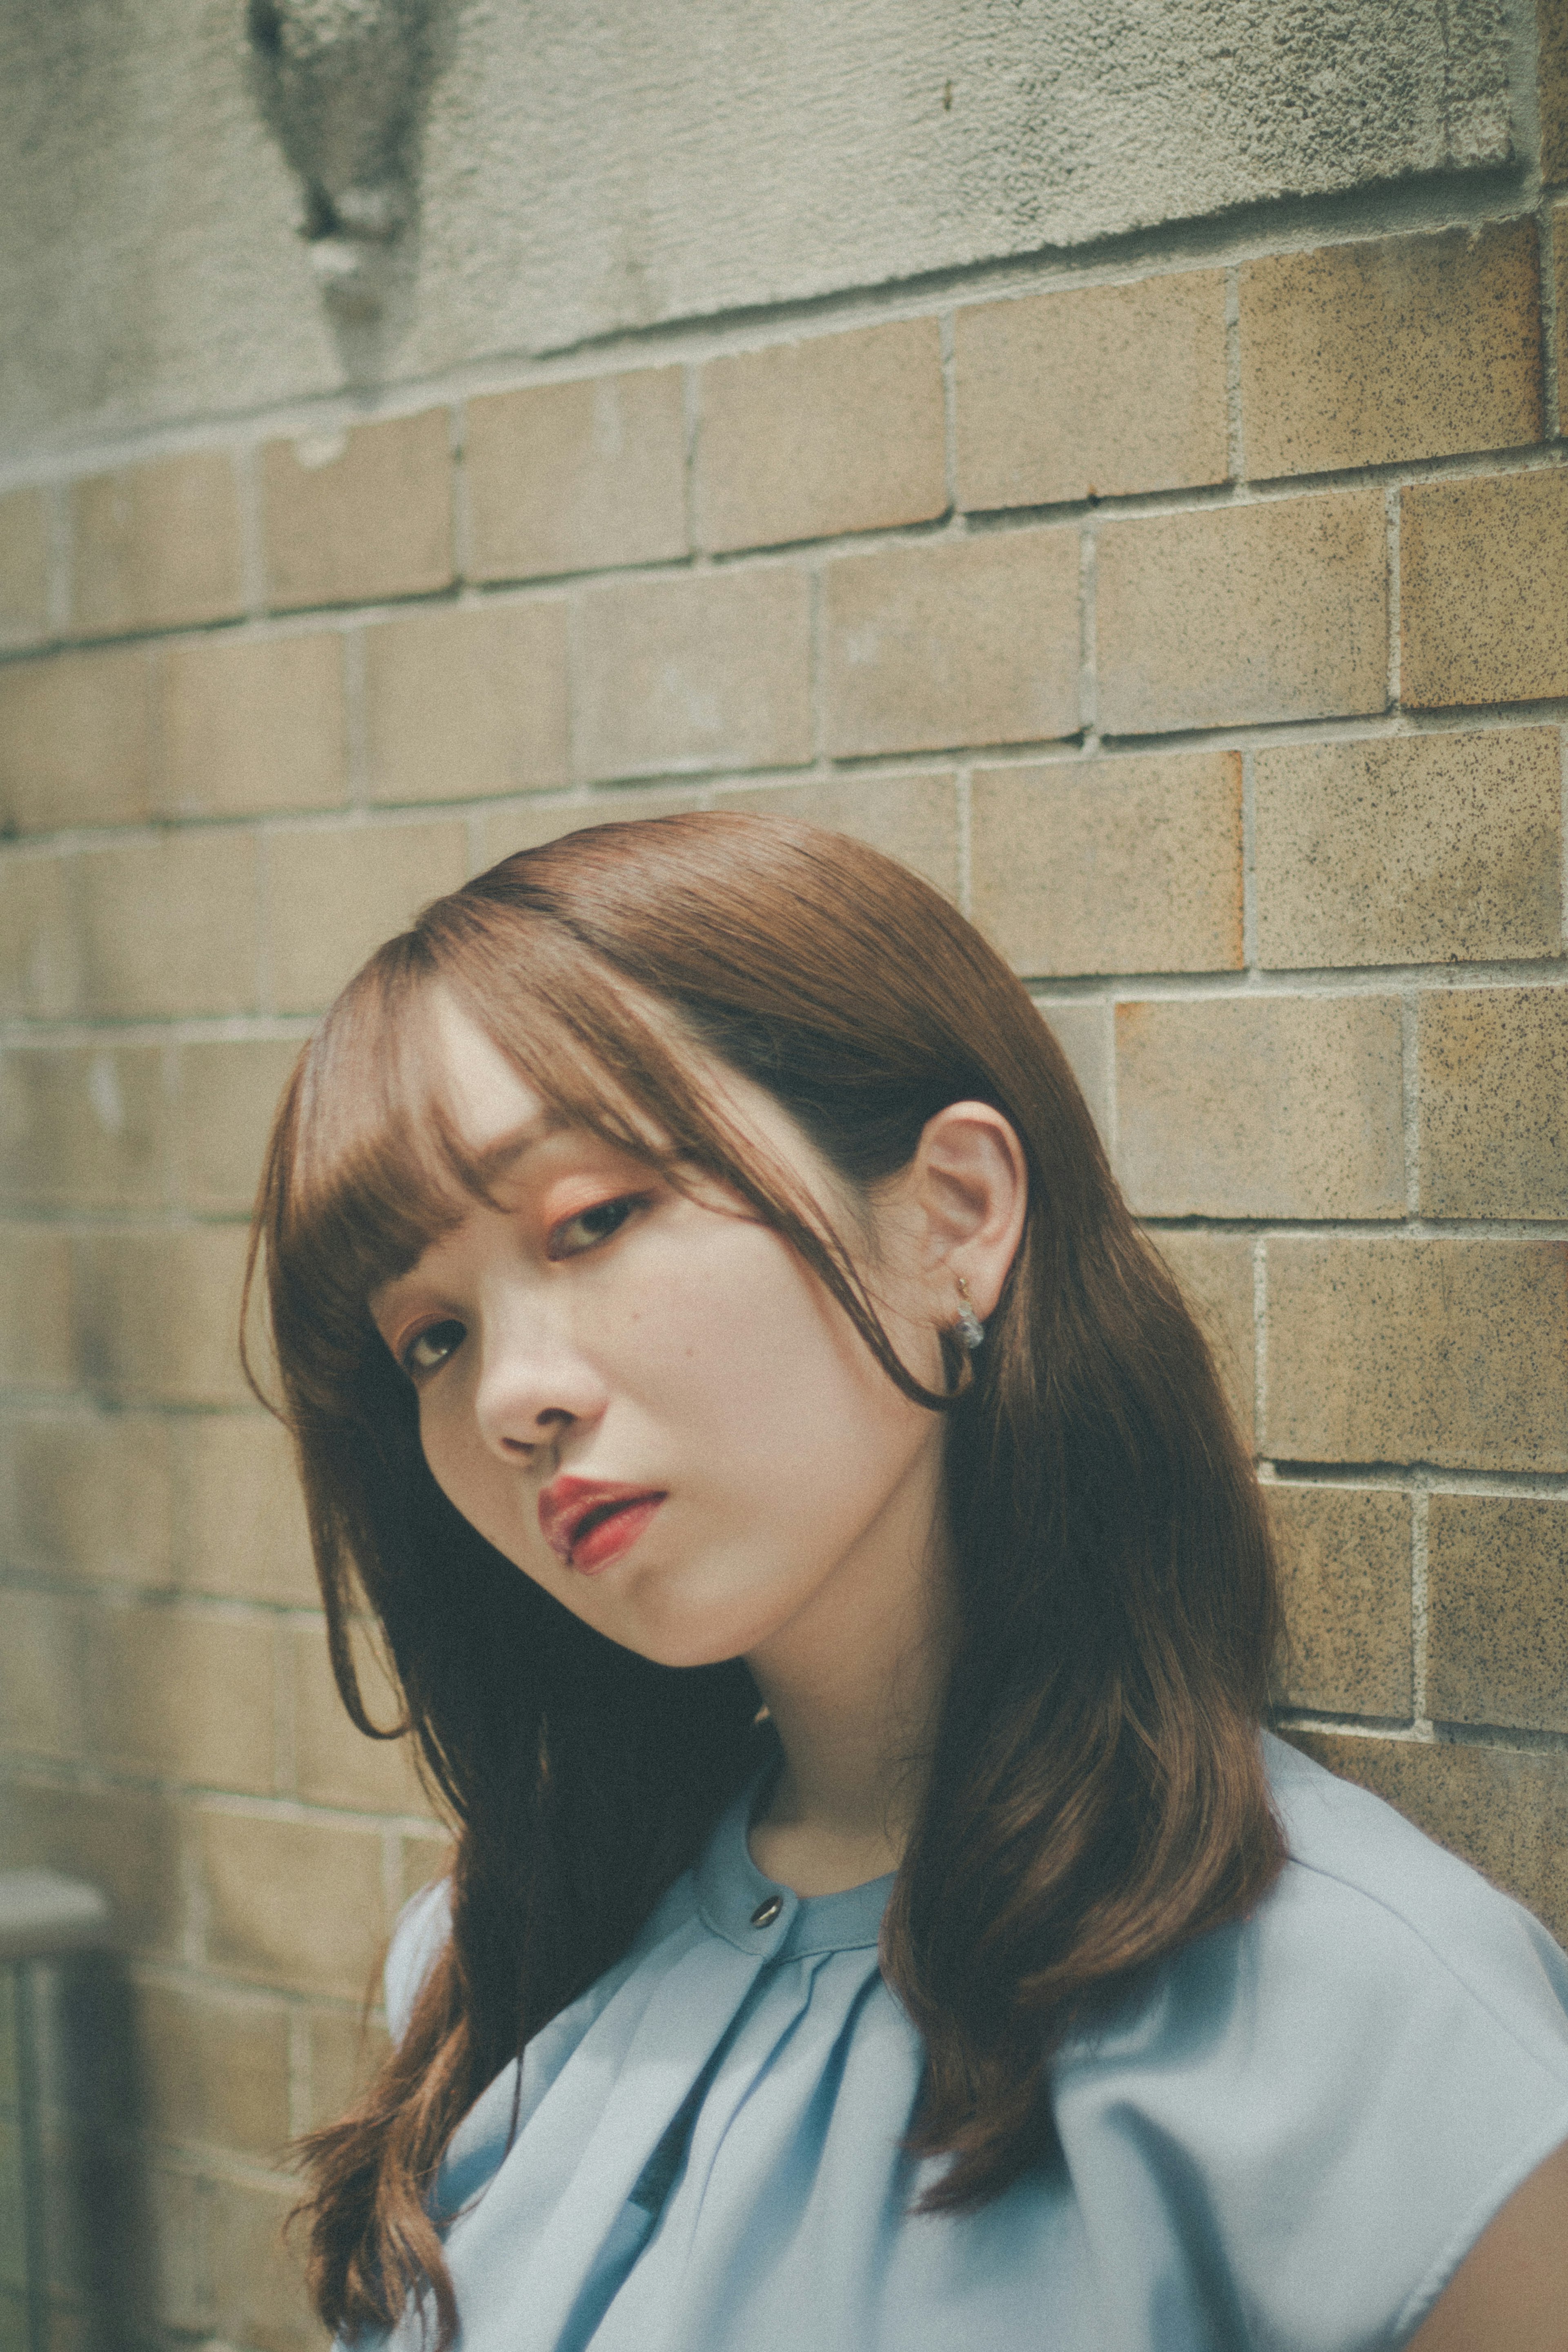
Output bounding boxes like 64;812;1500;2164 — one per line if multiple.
373;1735;1568;2352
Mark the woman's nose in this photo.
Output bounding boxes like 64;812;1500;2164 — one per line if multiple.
471;1311;608;1457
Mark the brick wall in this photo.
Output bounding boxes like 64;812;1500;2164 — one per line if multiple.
2;148;1568;2352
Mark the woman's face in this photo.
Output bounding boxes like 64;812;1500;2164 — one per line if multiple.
368;990;952;1674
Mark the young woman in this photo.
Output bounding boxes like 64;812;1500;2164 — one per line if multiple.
253;813;1568;2352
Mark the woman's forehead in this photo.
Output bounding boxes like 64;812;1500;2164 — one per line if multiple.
422;984;563;1172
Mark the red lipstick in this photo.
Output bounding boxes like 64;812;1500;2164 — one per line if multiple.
538;1476;667;1574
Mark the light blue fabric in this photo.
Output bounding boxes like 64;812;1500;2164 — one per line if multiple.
372;1734;1568;2352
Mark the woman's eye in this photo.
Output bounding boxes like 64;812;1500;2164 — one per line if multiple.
548;1194;646;1260
401;1320;465;1378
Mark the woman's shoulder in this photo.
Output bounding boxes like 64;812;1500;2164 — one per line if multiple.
384;1872;456;2044
1259;1730;1568;2068
379;1857;710;2051
1048;1733;1568;2347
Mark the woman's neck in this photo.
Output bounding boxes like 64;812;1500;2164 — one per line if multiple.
744;1483;953;1898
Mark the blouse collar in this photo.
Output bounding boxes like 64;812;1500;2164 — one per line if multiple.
695;1770;894;1961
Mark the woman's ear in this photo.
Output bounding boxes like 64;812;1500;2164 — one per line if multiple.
905;1101;1027;1324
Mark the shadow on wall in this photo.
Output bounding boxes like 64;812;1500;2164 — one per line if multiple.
244;0;460;381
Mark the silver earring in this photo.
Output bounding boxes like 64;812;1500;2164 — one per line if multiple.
954;1276;985;1352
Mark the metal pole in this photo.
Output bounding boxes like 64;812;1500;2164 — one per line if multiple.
13;1962;48;2352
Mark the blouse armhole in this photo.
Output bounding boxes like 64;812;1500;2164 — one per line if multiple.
383;1874;454;2048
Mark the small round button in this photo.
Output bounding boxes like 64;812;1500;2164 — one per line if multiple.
750;1895;783;1928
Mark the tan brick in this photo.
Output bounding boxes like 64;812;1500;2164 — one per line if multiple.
78;832;259;1018
0;488;49;649
698;321;946;552
1117;996;1403;1218
467;368;687;581
364;600;569;803
134;1977;292;2157
401;1829;454;1911
0;851;81;1020
72;1225;251;1408
575;568;812;782
1543;0;1568;184
129;2163;208;2333
1097;492;1388;734
263;411;454;611
265;817;468;1014
1255;729;1563;970
1267;1483;1412;1716
825;530;1079;759
0;1590;85;1759
6;1411;173;1587
1285;1731;1568;1946
170;1415;318;1607
1264;1237;1568;1471
209;2172;316;2352
290;1620;428;1814
87;1605;275;1792
0;1226;73;1394
200;1812;385;1998
72;452;244;636
174;1037;300;1218
713;772;960;901
956;273;1227;511
475;785;708;872
1033;1000;1113;1148
0;1779;183;1959
1149;1228;1256;1448
1428;1494;1568;1734
1240;223;1542;479
1401;470;1568;708
158;631;348;819
0;646;154;833
0;1044;166;1212
308;2004;391;2128
1417;985;1568;1218
971;751;1242;977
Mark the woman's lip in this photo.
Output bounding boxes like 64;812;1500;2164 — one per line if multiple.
537;1476;667;1565
567;1494;664;1574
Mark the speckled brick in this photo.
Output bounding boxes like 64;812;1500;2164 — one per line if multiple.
0;646;155;832
955;272;1228;509
1267;1483;1412;1716
824;530;1080;757
467;368;687;580
73;451;244;635
1239;222;1541;476
1417;985;1568;1219
1255;729;1562;969
574;568;812;782
1401;469;1568;708
1427;1494;1568;1733
1264;1237;1568;1472
263;411;454;610
1117;996;1404;1219
971;751;1242;976
1150;1228;1257;1447
0;487;49;648
363;601;570;803
1096;493;1388;733
698;321;946;551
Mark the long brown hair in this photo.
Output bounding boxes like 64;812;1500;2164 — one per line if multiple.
250;812;1284;2345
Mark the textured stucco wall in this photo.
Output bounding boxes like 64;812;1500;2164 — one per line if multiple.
0;0;1520;460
